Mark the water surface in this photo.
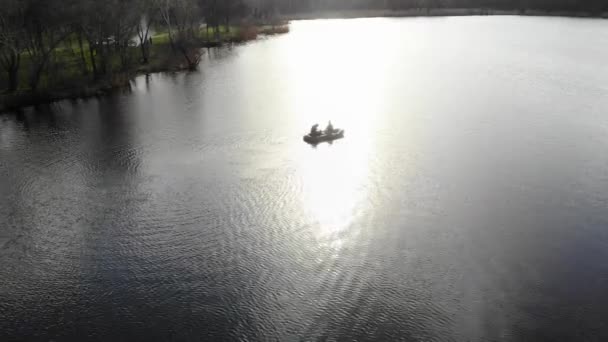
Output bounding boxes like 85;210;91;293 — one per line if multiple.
2;16;608;341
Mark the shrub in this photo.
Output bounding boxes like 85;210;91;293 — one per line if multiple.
236;26;259;41
261;25;290;35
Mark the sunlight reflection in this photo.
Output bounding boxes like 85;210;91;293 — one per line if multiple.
283;20;397;255
296;141;371;254
282;19;393;130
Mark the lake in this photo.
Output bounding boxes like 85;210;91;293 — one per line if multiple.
2;16;608;341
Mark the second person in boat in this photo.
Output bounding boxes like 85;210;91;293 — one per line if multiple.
325;121;334;134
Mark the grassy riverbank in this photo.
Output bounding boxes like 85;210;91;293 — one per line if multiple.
0;23;290;113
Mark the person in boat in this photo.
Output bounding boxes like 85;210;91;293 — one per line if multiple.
325;121;334;134
310;123;320;136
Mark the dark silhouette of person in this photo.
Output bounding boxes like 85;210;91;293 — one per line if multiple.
325;121;334;134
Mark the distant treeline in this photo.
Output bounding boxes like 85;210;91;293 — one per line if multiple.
254;0;608;13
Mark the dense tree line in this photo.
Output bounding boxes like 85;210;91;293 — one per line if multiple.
0;0;276;93
261;0;608;13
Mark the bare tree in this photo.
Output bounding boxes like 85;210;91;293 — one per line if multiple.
109;0;140;70
22;0;71;90
156;0;177;49
156;0;204;69
137;1;158;64
0;1;24;92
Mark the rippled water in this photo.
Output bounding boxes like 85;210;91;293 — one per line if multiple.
2;16;608;341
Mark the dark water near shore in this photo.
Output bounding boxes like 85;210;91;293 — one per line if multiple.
2;17;608;341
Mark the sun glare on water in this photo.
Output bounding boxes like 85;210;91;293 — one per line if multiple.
282;20;396;254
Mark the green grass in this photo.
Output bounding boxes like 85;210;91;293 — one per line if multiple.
150;32;171;44
1;23;290;96
150;26;243;43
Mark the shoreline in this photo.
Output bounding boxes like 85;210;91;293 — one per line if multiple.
2;11;607;113
1;62;197;114
0;44;233;114
284;8;608;20
0;28;288;114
